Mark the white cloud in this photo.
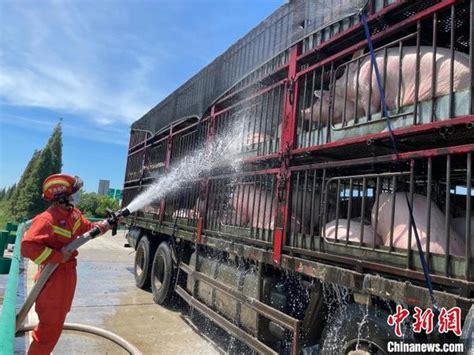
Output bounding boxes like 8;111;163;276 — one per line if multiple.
0;112;129;147
0;1;162;126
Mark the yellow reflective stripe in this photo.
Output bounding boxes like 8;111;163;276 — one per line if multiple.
72;219;81;234
43;179;70;191
34;247;53;265
52;225;71;238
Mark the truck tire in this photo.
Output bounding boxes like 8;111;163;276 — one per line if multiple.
134;237;153;289
151;241;176;305
320;303;401;355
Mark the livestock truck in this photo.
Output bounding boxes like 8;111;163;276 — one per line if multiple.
122;0;473;353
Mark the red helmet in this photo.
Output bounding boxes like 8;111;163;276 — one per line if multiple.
42;174;83;201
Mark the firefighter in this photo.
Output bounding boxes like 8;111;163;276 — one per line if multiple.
21;174;111;355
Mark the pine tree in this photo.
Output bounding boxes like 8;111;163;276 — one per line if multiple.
5;184;16;200
10;150;41;216
13;175;39;221
45;121;62;174
0;188;5;201
31;146;54;215
10;122;63;220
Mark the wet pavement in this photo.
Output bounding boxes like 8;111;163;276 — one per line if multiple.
16;231;220;354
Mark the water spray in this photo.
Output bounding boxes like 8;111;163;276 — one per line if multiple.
16;119;246;354
126;118;245;214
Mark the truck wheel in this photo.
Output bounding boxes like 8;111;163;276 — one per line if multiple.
151;241;176;305
134;237;153;289
320;304;400;355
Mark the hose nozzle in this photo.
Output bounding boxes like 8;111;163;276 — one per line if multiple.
106;208;130;235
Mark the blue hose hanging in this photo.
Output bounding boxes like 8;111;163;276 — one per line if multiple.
360;12;438;309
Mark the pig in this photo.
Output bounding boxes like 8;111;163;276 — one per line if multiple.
301;47;470;126
336;46;470;116
324;219;384;246
371;192;465;256
230;184;276;230
172;209;197;219
220;210;248;227
228;182;337;233
301;90;365;126
452;215;474;256
290;186;337;234
245;131;269;146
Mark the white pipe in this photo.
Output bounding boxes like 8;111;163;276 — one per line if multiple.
18;323;142;355
16;229;99;331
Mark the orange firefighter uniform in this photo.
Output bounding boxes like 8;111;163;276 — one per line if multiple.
20;174;107;355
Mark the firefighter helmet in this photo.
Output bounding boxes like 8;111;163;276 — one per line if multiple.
42;174;83;201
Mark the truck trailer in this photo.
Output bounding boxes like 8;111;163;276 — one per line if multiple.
122;0;473;353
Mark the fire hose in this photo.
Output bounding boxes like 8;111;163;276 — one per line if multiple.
15;208;142;355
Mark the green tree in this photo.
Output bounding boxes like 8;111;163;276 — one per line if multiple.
77;192;119;218
76;192;99;217
13;174;40;221
10;149;41;219
45;121;62;174
5;184;16;200
0;188;5;201
30;147;54;215
10;121;63;220
10;150;41;208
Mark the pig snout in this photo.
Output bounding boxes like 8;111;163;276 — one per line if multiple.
372;192;465;256
300;90;331;126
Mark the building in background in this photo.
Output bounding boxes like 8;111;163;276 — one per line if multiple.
98;179;110;195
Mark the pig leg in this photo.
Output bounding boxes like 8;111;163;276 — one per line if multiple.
324;219;383;246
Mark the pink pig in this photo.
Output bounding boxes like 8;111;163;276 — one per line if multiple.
230;184;276;230
336;46;470;116
302;47;469;126
371;192;465;256
324;219;383;246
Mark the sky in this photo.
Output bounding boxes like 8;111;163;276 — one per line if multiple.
0;0;283;192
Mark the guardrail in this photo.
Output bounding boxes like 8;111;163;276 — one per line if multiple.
0;221;30;355
0;223;19;274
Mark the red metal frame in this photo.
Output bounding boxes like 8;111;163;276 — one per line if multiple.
291;115;474;157
289;143;474;172
273;45;300;264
